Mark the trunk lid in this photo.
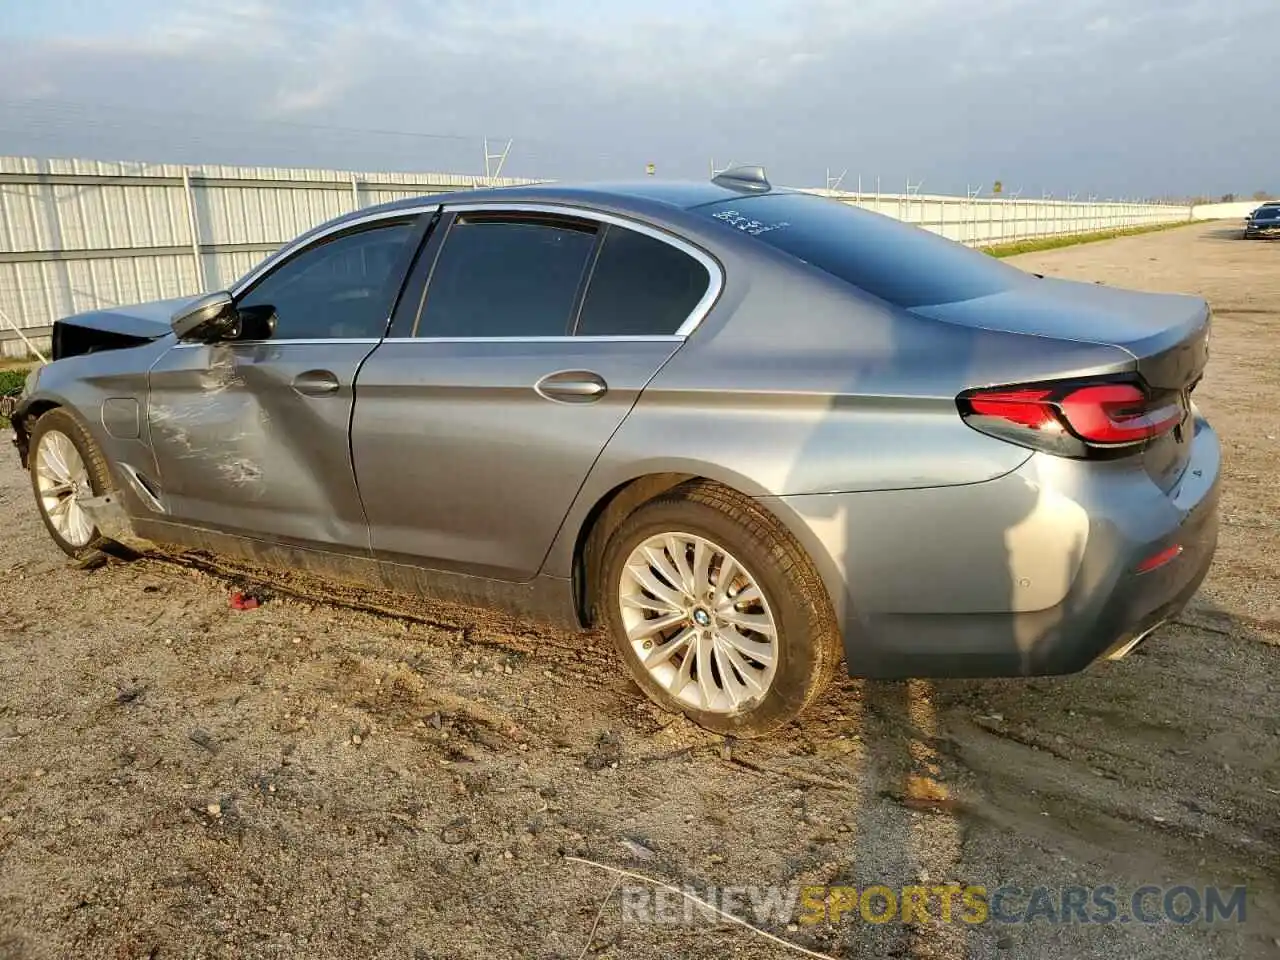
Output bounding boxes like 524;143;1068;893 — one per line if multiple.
916;277;1211;492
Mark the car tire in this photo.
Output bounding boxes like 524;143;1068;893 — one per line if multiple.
598;480;841;737
27;407;114;561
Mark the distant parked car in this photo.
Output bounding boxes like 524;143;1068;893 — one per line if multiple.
8;167;1220;735
1244;206;1280;239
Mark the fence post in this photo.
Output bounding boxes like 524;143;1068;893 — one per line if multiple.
181;168;206;293
351;173;361;212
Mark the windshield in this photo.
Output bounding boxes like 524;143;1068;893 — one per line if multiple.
693;191;1028;308
1254;208;1280;220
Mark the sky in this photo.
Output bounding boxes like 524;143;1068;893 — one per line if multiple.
0;0;1275;198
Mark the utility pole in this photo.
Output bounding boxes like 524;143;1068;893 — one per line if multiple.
903;177;924;224
483;138;513;182
965;184;981;245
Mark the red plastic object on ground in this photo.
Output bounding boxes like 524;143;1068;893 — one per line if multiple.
229;591;261;611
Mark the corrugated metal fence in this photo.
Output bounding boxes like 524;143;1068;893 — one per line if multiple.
0;156;535;357
0;155;1191;357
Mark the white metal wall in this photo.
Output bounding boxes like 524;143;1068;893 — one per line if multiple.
0;155;1192;358
1190;201;1264;220
819;190;1189;244
0;156;537;357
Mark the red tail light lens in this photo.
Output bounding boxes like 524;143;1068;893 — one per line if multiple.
958;380;1184;458
1058;384;1182;445
966;388;1057;429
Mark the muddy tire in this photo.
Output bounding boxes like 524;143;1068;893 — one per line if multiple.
27;407;115;561
598;481;841;737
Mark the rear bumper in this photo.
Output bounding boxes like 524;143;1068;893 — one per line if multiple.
848;481;1217;677
769;414;1221;679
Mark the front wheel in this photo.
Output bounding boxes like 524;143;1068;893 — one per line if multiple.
598;482;841;737
28;408;114;559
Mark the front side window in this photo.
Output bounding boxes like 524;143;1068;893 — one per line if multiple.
574;225;711;336
236;220;415;339
417;216;597;337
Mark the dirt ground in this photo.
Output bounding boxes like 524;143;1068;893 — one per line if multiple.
1;220;1277;960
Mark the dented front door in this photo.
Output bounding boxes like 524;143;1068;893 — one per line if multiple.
145;340;376;551
142;211;427;552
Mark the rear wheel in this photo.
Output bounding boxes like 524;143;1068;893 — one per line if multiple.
28;408;114;560
598;481;841;737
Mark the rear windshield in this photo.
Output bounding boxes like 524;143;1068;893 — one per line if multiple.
694;192;1026;308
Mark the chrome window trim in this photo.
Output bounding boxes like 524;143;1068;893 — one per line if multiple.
218;199;725;343
436;200;724;338
171;337;385;349
381;334;684;344
171;334;684;349
229;205;438;298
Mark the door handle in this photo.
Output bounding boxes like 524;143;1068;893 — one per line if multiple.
292;370;341;397
535;371;608;403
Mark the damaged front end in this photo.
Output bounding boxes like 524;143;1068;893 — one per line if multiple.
6;366;44;468
50;297;184;361
7;296;187;467
4;299;189;463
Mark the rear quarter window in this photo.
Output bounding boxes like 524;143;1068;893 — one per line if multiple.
574;225;710;336
695;192;1026;308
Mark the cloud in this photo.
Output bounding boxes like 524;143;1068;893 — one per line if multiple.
0;0;1276;196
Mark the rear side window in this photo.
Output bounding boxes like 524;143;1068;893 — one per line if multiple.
417;216;596;337
574;226;710;336
694;192;1026;308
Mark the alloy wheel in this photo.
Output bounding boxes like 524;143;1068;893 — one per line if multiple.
34;429;95;548
618;532;778;714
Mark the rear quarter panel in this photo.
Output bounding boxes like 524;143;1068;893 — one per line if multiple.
544;241;1138;580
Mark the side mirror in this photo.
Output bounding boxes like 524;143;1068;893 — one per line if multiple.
170;292;240;342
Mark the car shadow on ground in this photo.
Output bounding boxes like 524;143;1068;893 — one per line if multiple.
744;592;1280;955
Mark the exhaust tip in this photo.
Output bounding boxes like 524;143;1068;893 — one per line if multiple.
1104;620;1168;661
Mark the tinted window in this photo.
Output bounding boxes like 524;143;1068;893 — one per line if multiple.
1254;208;1280;220
575;226;710;336
417;217;596;337
236;221;414;339
694;192;1026;308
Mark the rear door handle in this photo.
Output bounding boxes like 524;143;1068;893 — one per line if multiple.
292;369;341;397
535;371;608;403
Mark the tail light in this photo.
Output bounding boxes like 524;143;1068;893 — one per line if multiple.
957;379;1184;458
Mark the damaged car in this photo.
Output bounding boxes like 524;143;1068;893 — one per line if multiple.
10;168;1220;735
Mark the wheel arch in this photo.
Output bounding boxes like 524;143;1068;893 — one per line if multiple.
572;471;698;627
566;465;846;633
11;395;68;468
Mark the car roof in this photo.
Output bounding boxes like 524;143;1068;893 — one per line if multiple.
332;179;788;229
